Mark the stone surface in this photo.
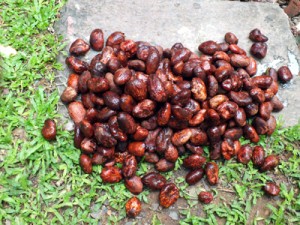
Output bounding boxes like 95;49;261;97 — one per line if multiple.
55;0;299;126
54;0;299;223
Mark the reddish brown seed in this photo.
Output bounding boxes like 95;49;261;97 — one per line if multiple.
246;57;257;76
68;101;86;124
127;142;145;157
266;115;277;136
229;91;252;107
79;154;92;174
114;68;132;86
164;144;179;163
157;102;171;126
100;166;122;183
185;168;204;185
87;77;109;93
125;77;148;102
106;31;125;47
263;182;280;196
80;138;96;154
183;154;206;170
133;126;149;141
190;129;208;146
142;172;167;190
146;47;160;74
122;155;137;178
221;139;236;160
250;42;267;59
66;56;88;74
251;75;273;89
42;119;56;141
67;73;80;92
277;66;293;83
198;40;220;55
191;77;207;102
234;108;247;127
148;74;167;102
237;144;253;164
260;155;279;172
132;99;156;118
205;162;219;185
224;32;238;44
120;39;137;58
259;102;273;120
252;146;265;167
155;159;175;172
230;54;250;67
125;176;143;195
171;128;192;146
69;38;90;56
159;183;179;208
210;142;222;160
90;28;104;51
79;119;94;138
217;101;239;120
125;197;141;218
144;152;159;164
198;191;213;204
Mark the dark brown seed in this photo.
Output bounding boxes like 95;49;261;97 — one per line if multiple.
79;119;94;138
252;146;265;167
117;112;137;134
79;154;92;174
263;182;280;196
90;29;104;51
42;119;56;141
250;42;267;59
198;191;213;204
108;116;127;142
234;108;247;127
100;166;122;183
87;77;109;93
277;66;293;83
125;78;148;102
125;197;141;218
89;54;106;77
159;183;179;208
185;168;204;185
185;143;204;155
142;172;167;190
94;123;117;147
252;117;269;135
74;125;84;149
157;102;172;126
249;29;268;42
144;152;160;164
132;99;156;118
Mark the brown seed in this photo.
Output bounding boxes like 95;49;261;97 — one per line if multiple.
183;154;206;170
125;197;141;218
117;112;137;134
171;128;192;146
79;154;92;174
127;142;145;157
249;29;268;42
146;47;160;74
155;159;175;172
100;166;122;183
205;162;219;185
190;128;208;145
148;74;167;102
90;28;104;51
69;38;90;56
157;102;172;126
185;168;204;185
114;68;132;86
198;191;213;204
217;101;239;120
230;54;250;67
263;182;280;196
260;155;279;172
106;31;125;47
164;143;179;163
243;124;260;143
142;172;167;190
224;32;238;44
89;54;106;77
125;176;143;195
125;78;148;101
277;66;293;83
156;128;173;154
198;40;220;55
65;56;88;74
42;119;56;141
68;101;86;124
133;126;149;141
79;119;94;138
229;91;252;107
191;77;207;102
250;42;267;59
252;146;265;167
185;143;204;155
237;144;253;164
159;183;179;208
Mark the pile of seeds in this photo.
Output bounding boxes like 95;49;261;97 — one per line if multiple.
42;28;293;217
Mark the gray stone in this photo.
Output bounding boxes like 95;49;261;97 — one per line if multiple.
169;211;179;220
55;0;300;126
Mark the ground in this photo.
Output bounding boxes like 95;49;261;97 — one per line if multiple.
0;0;300;225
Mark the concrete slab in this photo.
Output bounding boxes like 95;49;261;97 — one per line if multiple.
54;1;300;224
55;0;300;127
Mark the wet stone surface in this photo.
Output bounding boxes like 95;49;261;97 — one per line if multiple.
54;0;300;224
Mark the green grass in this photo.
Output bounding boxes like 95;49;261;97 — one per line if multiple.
0;1;300;224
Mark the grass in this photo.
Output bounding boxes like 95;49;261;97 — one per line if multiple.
0;0;300;224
